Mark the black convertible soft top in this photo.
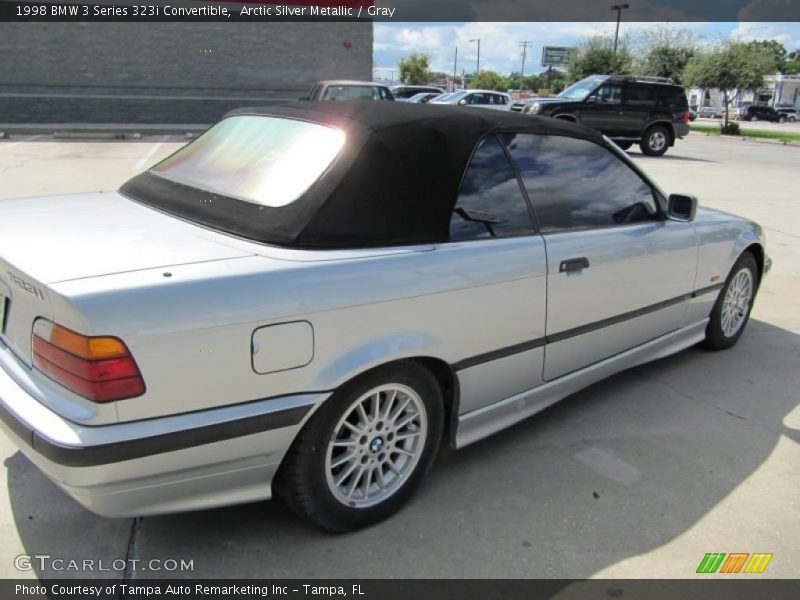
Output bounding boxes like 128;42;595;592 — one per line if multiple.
120;101;605;249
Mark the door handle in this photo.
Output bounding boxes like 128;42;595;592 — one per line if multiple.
559;257;590;273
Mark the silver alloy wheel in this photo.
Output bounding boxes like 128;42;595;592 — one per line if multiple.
720;268;754;337
325;383;428;508
649;131;667;152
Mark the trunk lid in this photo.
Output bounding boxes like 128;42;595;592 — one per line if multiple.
0;191;251;363
0;191;251;284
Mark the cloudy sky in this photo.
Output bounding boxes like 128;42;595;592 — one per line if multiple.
372;22;800;79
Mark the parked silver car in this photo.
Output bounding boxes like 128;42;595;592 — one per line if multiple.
304;80;394;102
429;89;512;111
0;102;769;531
698;107;723;119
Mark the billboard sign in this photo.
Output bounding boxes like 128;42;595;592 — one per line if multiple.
541;46;574;67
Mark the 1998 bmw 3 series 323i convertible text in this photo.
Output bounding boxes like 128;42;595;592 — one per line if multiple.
0;102;770;531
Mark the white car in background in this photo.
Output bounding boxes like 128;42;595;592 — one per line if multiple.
429;90;512;111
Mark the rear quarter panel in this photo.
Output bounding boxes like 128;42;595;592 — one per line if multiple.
51;239;547;423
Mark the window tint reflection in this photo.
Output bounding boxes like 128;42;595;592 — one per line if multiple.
450;135;535;241
503;134;657;232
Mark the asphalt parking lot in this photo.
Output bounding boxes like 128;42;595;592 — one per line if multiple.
0;132;798;580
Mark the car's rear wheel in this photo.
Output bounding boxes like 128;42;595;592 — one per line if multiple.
778;116;787;124
749;115;758;122
276;362;443;532
614;141;633;150
639;125;670;156
703;252;758;351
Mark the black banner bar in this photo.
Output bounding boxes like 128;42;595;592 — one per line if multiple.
3;579;800;600
1;0;800;22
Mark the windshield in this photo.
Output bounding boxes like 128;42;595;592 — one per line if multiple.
151;115;345;208
430;91;467;104
558;79;603;101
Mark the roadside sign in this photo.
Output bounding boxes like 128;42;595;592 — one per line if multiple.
541;46;573;67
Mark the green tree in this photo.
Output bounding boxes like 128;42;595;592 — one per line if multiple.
567;35;634;80
683;41;776;128
471;70;510;91
785;49;800;75
505;72;539;91
398;51;432;85
637;25;697;84
745;40;786;72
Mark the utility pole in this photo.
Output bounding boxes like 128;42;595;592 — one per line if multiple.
519;41;532;79
470;38;480;74
453;46;458;92
611;4;629;55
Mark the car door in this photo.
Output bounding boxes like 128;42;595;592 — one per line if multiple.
503;133;698;380
444;134;548;414
578;83;625;135
619;84;657;137
466;92;489;108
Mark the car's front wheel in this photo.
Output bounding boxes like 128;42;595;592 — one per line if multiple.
639;125;670;156
703;252;758;351
277;362;443;532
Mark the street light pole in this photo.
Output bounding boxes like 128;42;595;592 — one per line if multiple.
610;4;629;55
470;38;480;75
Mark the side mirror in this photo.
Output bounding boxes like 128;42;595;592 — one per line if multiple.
585;95;596;104
667;193;697;222
458;99;468;105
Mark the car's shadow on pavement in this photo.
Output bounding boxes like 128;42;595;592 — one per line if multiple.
7;319;799;578
627;152;716;163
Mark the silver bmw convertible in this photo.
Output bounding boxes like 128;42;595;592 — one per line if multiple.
0;102;769;531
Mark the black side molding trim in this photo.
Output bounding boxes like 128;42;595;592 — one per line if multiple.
453;284;724;371
452;337;546;371
546;293;689;344
0;401;311;468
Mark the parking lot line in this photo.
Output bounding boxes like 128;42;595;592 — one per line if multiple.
133;135;170;171
0;134;44;151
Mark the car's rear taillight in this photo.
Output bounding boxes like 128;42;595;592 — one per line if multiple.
32;319;145;402
682;109;690;124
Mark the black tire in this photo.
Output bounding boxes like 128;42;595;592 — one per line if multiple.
276;361;444;532
703;252;759;351
614;141;633;150
750;115;758;122
639;125;670;156
778;117;787;124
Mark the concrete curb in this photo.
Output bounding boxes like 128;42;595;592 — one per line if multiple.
0;123;210;138
688;130;800;147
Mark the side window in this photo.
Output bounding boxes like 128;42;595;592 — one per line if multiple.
449;136;535;241
658;86;688;109
595;85;622;105
503;133;658;233
470;93;488;105
626;84;656;106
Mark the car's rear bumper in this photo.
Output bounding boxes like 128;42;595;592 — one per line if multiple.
674;122;690;138
0;337;326;517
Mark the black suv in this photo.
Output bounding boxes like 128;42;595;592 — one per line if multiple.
740;105;787;123
523;75;690;156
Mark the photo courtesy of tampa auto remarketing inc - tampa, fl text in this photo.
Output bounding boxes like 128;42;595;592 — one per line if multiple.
0;0;798;598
